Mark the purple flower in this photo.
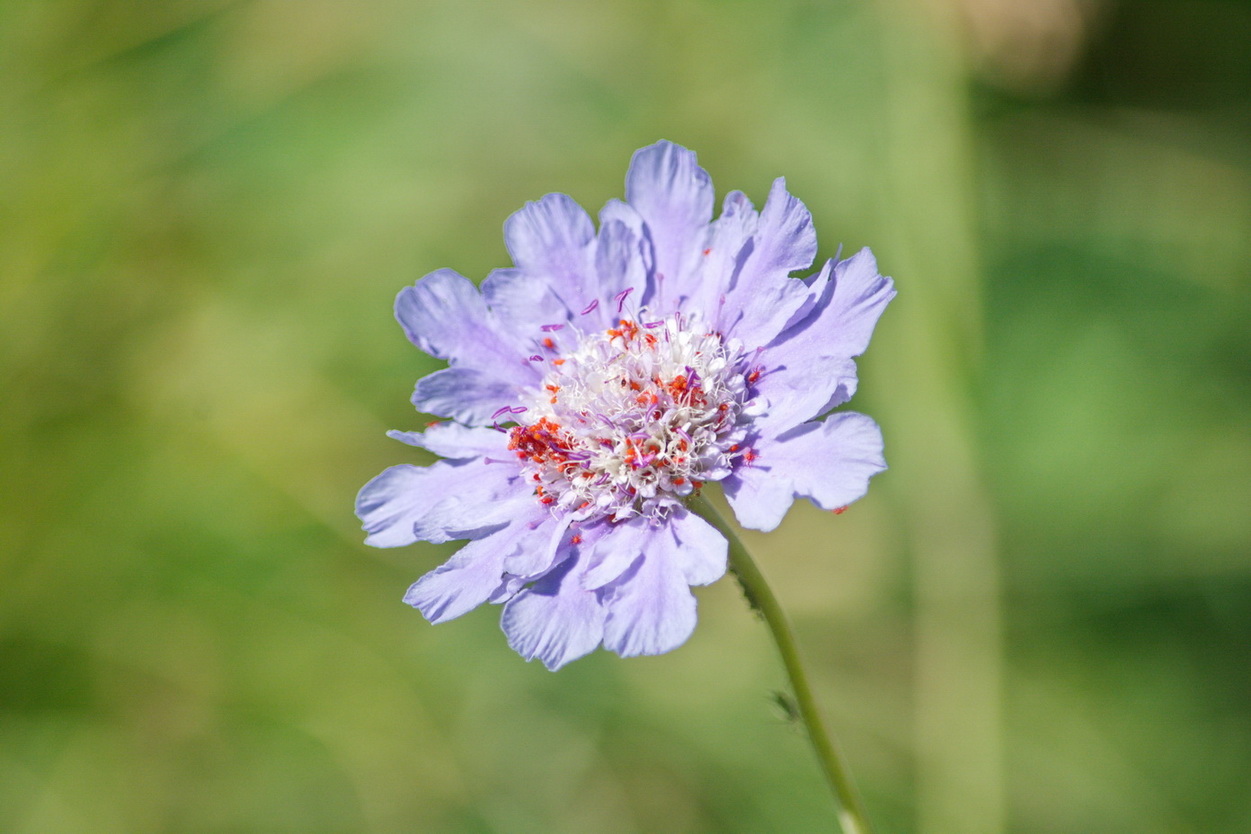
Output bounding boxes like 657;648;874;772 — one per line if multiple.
357;141;895;669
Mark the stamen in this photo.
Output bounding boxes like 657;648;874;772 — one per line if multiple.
508;308;755;521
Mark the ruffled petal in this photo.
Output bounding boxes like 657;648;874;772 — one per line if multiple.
589;218;649;328
790;247;895;359
666;509;728;586
599;198;653;274
355;458;527;547
501;514;572;579
481;267;572;335
411;367;526;425
719;178;816;347
403;526;521;624
723;412;887;532
386;422;509;459
395;268;529;369
601;548;698;658
683;190;758;317
503;193;597;311
582;511;726;590
753;249;895;432
581;517;650;590
754;349;860;436
501;554;606;670
625;141;714;307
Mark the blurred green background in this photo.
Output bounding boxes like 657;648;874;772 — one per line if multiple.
2;1;1249;832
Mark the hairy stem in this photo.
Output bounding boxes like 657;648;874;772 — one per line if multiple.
689;493;873;834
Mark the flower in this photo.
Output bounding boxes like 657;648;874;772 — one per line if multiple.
356;141;895;669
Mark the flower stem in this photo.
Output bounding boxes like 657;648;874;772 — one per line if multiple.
688;494;873;834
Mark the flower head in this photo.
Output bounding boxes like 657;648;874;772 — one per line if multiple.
357;141;895;669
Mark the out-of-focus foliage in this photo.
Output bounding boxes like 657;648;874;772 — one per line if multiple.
1;1;1248;832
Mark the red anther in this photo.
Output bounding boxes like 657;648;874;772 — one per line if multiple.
540;495;555;505
579;501;591;510
545;384;560;393
607;328;622;339
553;358;565;365
672;477;686;485
570;534;583;544
747;369;761;383
832;506;848;515
550;397;557;403
743;449;758;463
702;248;711;256
542;337;555;349
691;479;703;489
644;333;657;347
510;418;575;468
729;444;739;452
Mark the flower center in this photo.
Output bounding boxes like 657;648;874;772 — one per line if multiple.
506;311;757;521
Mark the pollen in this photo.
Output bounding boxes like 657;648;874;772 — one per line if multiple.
504;308;758;522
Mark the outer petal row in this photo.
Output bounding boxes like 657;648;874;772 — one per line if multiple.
355;453;526;547
386;422;509;460
753;248;896;433
626;141;714;311
397;270;538;425
723;412;887;532
396;269;526;368
716;177;817;346
503;193;598;313
501;193;654;332
405;507;560;624
501;554;606;671
402;508;728;671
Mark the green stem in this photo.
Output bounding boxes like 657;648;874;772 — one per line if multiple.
689;493;873;834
